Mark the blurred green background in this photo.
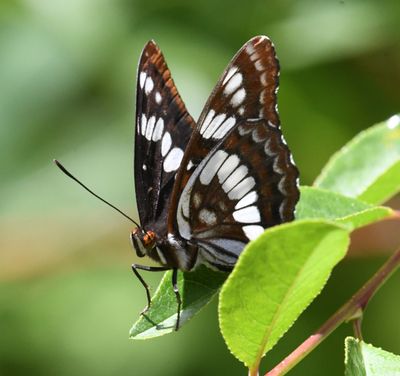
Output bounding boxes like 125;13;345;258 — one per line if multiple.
1;0;400;375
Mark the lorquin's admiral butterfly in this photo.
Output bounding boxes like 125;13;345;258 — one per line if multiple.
131;35;299;329
55;35;299;331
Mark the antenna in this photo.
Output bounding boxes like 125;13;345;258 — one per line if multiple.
53;159;141;228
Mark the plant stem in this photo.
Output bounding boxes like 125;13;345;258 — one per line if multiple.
352;318;363;340
248;367;258;376
265;246;400;376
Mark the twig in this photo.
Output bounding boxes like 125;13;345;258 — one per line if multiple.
265;246;400;376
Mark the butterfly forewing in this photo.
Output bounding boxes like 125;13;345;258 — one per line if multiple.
167;36;299;270
199;35;280;127
168;36;282;229
135;41;196;231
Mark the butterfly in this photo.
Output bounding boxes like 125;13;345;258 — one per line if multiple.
130;36;300;331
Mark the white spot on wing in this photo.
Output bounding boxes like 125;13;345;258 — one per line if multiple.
177;172;193;240
212;117;236;139
242;225;264;240
260;72;268;86
144;77;154;95
187;160;194;170
139;72;146;88
161;131;172;156
145;116;156;140
203;113;227;139
273;157;284;174
249;52;260;62
230;88;246;107
181;191;190;218
233;206;261;223
200;110;216;135
155;91;162;104
228;177;255;200
142;164;147;171
245;44;255;56
218;154;240;182
264;138;274;156
238;124;252;136
252;128;266;143
177;204;191;240
200;150;228;185
199;208;217;225
193;192;202;208
152;118;164;141
255;60;265;71
260;90;267;104
224;73;243;96
235;190;258;209
268;120;277;128
222;165;248;194
223;66;238;85
141;114;147;136
278;176;288;194
163;147;184;172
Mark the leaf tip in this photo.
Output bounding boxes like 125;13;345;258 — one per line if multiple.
387;114;400;130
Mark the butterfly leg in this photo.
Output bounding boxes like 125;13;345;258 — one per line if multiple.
131;264;170;314
172;268;182;331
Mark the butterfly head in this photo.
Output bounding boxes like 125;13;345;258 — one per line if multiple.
130;228;156;258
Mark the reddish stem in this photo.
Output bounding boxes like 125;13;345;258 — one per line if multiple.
265;247;400;376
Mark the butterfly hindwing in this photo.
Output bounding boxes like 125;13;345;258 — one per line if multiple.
135;41;196;231
173;118;299;270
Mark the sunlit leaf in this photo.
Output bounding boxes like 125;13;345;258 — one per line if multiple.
297;186;393;229
130;186;393;340
219;220;349;369
315;115;400;205
345;337;400;376
130;266;227;339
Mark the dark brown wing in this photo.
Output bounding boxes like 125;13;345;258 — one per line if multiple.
173;119;299;270
168;36;283;231
166;36;299;270
134;41;196;232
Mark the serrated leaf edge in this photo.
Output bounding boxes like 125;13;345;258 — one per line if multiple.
314;115;400;189
219;220;349;367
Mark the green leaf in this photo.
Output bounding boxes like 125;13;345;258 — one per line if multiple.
129;185;393;340
315;115;400;204
345;337;400;376
219;220;350;369
297;186;393;229
130;265;227;339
